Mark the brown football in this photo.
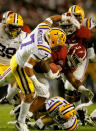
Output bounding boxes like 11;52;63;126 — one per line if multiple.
49;63;59;73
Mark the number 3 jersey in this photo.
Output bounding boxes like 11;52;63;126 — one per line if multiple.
16;23;51;67
0;23;27;65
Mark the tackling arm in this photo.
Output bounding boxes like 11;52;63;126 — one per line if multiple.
65;71;82;89
43;13;80;29
24;57;37;77
65;72;94;100
43;15;62;27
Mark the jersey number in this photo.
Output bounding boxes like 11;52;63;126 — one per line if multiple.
0;43;16;59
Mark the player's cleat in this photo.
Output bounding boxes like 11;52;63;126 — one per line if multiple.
27;121;45;130
0;96;9;104
85;116;95;126
16;121;29;131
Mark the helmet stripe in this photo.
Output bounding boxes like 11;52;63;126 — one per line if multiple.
61;106;75;115
72;5;76;14
14;13;18;25
16;13;18;24
90;18;92;28
17;14;18;25
87;18;91;29
60;104;74;113
13;13;15;24
48;101;62;113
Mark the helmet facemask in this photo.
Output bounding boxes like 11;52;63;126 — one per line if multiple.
4;13;23;39
65;44;86;69
5;24;22;38
66;53;82;69
59;23;76;36
73;14;83;23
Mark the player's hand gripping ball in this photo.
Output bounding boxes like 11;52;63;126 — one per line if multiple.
49;63;59;73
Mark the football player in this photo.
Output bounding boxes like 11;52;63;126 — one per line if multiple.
28;96;77;130
0;14;73;131
28;13;93;127
68;5;85;24
58;5;95;96
0;12;28;104
58;12;95;125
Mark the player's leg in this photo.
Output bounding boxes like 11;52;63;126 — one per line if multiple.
0;65;10;100
0;65;17;104
28;115;53;130
29;73;50;119
0;67;15;87
5;83;20;104
10;56;35;131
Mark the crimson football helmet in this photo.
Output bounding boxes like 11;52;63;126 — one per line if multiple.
66;44;86;69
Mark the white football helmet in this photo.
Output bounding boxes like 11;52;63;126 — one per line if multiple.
59;13;76;36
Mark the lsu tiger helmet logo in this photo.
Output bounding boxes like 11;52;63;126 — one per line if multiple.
46;28;66;51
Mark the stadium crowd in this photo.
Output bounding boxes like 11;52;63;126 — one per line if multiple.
0;0;96;29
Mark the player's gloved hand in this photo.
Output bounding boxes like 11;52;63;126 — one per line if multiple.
44;69;60;79
30;75;49;96
70;16;80;29
78;85;94;100
30;75;44;88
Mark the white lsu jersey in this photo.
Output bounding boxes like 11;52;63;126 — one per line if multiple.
0;23;27;65
16;23;51;67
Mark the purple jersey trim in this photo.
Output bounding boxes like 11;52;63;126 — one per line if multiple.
38;28;50;29
37;45;50;50
38;48;51;55
20;34;34;49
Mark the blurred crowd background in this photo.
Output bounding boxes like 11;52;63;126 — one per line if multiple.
0;0;96;29
0;0;96;101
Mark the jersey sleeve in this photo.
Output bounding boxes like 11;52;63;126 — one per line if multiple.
37;22;51;30
37;44;51;60
36;22;51;60
20;31;28;42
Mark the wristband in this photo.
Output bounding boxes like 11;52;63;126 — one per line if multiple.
24;62;33;69
61;14;66;21
46;17;53;24
47;69;53;76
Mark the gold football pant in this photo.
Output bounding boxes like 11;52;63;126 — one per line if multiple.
10;55;34;94
0;64;9;75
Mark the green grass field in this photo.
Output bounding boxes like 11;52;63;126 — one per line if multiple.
0;104;96;131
